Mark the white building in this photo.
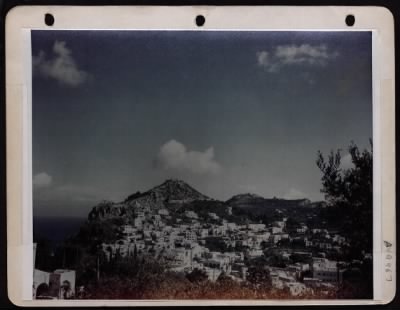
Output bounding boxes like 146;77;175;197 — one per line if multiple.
185;230;197;242
158;208;169;216
51;270;76;299
274;221;285;229
185;210;199;219
198;228;209;238
271;226;283;234
247;249;263;258
208;212;219;220
134;217;143;229
33;269;76;300
123;225;136;235
312;258;343;283
33;269;51;299
227;222;238;231
248;223;266;231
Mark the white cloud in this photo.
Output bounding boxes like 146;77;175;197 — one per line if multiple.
33;172;52;188
275;44;336;65
256;51;270;67
257;44;338;72
283;188;307;200
256;51;269;66
33;41;89;87
256;51;279;73
156;139;221;175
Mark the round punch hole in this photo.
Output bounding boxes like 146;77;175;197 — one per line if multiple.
345;15;355;27
45;13;55;26
195;15;205;27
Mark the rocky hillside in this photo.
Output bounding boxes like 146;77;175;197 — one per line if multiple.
88;179;210;221
126;179;210;204
226;193;265;206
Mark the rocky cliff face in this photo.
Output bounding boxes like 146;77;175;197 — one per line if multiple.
127;179;210;206
88;201;130;221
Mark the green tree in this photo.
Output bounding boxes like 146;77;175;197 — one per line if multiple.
34;238;59;271
285;217;300;230
204;237;228;253
186;268;208;283
316;140;372;256
247;266;271;287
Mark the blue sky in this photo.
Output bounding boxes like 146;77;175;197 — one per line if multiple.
31;30;372;217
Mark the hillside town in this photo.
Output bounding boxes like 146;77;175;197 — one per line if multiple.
33;179;372;299
99;197;370;297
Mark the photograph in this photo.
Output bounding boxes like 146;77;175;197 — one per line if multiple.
31;30;373;300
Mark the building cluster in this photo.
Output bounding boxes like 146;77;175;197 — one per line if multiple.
32;244;77;300
100;205;358;296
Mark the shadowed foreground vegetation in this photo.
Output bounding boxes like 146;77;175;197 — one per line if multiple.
73;256;371;300
82;278;370;300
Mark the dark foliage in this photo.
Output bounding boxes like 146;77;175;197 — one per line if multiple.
204;237;228;253
316;140;373;254
186;268;208;283
247;266;271;287
124;191;143;202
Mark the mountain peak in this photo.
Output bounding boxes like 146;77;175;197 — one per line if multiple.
89;179;211;221
124;179;210;207
160;179;189;187
152;179;210;201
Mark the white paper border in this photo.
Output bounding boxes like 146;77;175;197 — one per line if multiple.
5;5;396;306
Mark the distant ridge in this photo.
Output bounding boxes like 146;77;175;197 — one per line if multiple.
226;193;311;210
226;193;265;204
88;179;318;221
